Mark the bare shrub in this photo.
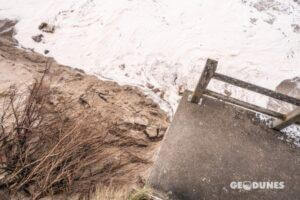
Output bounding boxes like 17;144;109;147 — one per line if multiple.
0;72;114;199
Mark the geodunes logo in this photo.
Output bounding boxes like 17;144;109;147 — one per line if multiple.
230;181;285;191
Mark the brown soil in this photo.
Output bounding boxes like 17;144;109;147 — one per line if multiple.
0;21;169;199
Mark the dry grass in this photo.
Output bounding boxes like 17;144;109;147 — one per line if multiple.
89;185;151;200
128;187;152;200
90;185;129;200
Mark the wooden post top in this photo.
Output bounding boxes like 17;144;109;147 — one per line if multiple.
190;59;218;104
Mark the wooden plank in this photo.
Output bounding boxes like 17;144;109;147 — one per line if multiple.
191;59;218;104
204;90;286;120
273;107;300;130
213;73;300;106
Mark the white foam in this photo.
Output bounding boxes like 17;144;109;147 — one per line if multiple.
257;113;300;147
0;0;299;144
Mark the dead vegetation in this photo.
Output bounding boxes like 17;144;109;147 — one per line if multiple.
0;69;155;199
89;185;152;200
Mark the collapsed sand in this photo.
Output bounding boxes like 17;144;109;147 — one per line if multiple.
0;20;169;199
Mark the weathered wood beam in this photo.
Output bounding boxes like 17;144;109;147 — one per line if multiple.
213;73;300;106
191;59;218;104
272;107;300;130
204;89;286;120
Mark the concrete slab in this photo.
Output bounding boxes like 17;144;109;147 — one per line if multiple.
149;91;300;200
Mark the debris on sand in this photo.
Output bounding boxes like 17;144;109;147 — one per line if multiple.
32;34;44;42
0;19;18;44
38;22;55;33
144;126;165;140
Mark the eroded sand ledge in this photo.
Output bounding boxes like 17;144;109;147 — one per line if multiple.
0;19;169;199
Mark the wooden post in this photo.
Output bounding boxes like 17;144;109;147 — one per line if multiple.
273;107;300;130
191;59;218;104
213;73;300;106
204;89;286;120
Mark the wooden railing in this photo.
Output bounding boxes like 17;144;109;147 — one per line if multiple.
191;59;300;131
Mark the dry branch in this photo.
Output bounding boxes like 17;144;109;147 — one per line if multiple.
0;67;150;199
